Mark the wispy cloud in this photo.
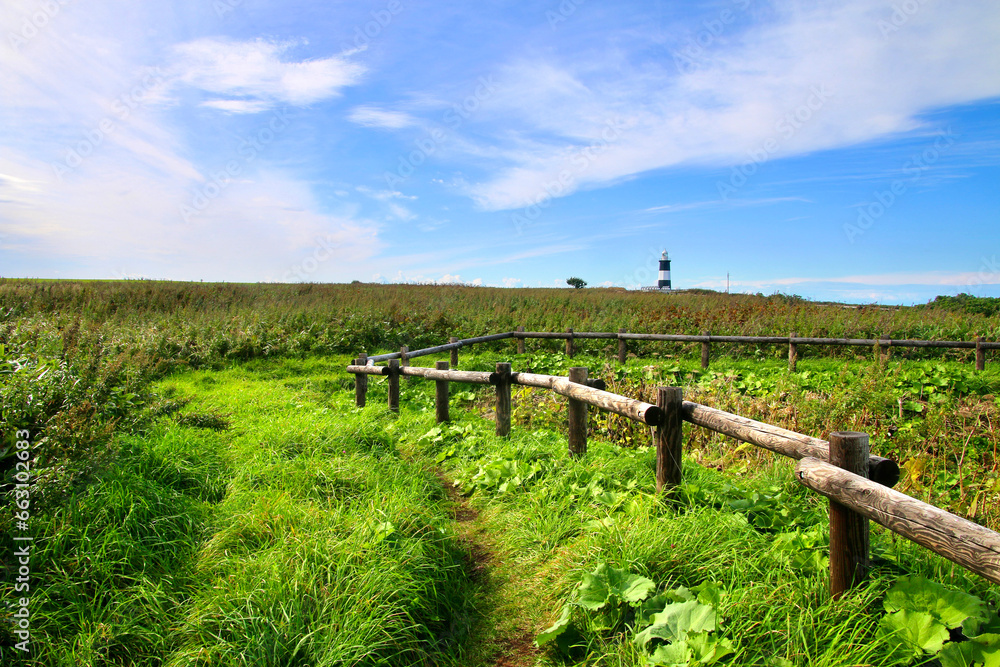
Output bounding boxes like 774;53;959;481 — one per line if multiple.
348;105;416;129
640;196;811;214
461;0;1000;210
170;38;365;113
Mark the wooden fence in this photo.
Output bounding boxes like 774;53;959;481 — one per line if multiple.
365;328;997;371
348;333;1000;597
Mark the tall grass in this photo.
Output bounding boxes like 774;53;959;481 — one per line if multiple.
2;357;480;665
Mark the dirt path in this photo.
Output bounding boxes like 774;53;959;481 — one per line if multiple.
436;472;540;667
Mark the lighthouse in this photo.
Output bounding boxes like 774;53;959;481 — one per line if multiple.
657;250;672;289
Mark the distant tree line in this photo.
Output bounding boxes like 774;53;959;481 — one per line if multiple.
926;293;1000;318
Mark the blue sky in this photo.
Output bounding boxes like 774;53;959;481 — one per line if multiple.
1;0;998;304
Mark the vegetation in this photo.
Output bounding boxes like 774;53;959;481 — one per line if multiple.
924;293;1000;318
1;279;998;665
566;278;587;289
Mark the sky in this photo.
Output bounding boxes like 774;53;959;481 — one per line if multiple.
1;0;999;304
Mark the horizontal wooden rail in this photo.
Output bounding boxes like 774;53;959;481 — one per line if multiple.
796;457;1000;585
402;366;494;384
347;364;495;384
510;372;661;425
512;331;1000;349
682;401;900;487
368;331;516;362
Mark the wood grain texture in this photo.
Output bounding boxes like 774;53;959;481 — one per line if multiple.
435;360;449;424
618;328;627;364
682;401;899;487
788;331;798;372
400;366;493;384
656;387;683;493
516;326;525;354
828;432;870;599
567;367;588;457
978;336;986;371
511;372;662;425
701;331;710;369
495;362;512;438
354;354;367;408
450;337;459;367
387;359;400;412
566;328;574;357
346;364;389;375
796;457;1000;585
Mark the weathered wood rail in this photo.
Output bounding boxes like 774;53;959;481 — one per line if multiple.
347;345;999;596
361;329;996;372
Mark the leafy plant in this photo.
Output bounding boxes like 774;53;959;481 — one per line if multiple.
879;576;1000;665
537;563;732;666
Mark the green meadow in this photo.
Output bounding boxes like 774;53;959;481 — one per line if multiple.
2;280;999;665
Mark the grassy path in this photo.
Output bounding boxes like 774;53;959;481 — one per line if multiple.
12;356;497;665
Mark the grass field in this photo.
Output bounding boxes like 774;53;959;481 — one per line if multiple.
2;281;999;665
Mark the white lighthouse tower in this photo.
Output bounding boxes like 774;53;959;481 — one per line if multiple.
657;250;672;289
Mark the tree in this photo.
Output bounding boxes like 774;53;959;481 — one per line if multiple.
566;277;587;289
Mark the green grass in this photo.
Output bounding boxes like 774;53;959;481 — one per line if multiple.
390;370;998;666
3;343;1000;665
2;357;482;666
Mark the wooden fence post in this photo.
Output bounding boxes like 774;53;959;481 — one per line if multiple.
878;335;891;362
701;331;710;369
977;336;986;371
655;386;683;492
354;353;368;408
788;332;798;372
495;362;512;437
400;345;412;382
517;326;525;354
566;328;574;357
435;360;449;423
450;337;459;368
567;367;588;457
828;431;870;599
618;328;627;364
387;359;400;413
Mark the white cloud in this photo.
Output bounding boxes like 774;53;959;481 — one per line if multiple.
355;186;416;200
171;38;365;113
348;105;416;129
464;0;1000;210
387;202;416;221
501;277;522;287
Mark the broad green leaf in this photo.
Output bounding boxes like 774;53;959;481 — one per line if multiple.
635;600;717;648
692;581;726;609
578;570;612;610
688;631;735;664
605;565;656;604
646;641;692;666
939;633;1000;667
879;609;950;655
884;576;986;629
536;605;573;646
